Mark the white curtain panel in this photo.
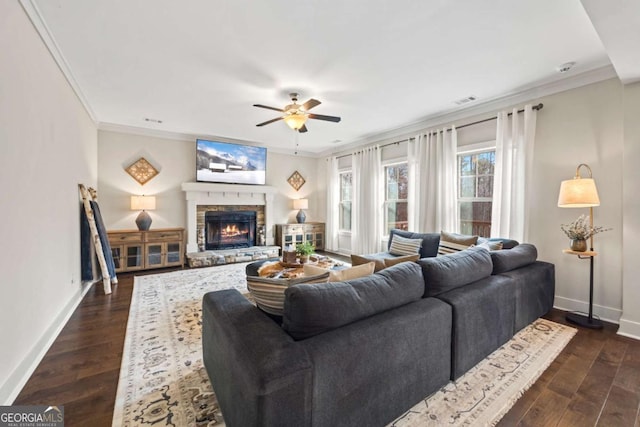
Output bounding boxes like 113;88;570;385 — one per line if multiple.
351;145;382;254
407;127;458;233
491;104;537;241
325;156;340;251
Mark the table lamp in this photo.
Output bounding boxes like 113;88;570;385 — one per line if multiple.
293;198;308;223
131;195;156;231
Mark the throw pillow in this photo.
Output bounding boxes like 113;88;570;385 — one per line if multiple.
304;261;375;282
475;240;504;251
388;234;423;256
327;262;375;282
438;231;479;255
302;263;329;277
351;254;386;272
384;254;420;268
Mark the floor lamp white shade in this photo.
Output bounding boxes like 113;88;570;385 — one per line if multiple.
557;163;603;329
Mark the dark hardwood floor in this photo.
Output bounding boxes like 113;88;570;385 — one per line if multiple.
14;261;640;427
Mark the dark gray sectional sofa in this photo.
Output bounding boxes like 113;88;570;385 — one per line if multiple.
202;243;554;427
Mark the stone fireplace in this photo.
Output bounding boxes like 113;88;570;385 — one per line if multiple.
182;182;277;253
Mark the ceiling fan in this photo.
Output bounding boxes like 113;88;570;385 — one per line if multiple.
253;93;341;133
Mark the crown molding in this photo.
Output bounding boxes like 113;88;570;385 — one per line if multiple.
321;65;619;158
98;122;318;158
20;0;98;123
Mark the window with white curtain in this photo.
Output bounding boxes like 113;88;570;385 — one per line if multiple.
384;162;409;235
457;145;495;237
339;171;352;231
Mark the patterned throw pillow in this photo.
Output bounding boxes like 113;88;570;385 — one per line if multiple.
246;272;329;316
438;231;479;256
388;235;423;256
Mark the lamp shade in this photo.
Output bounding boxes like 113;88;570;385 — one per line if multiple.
557;178;600;208
293;198;308;210
131;195;156;211
284;113;308;130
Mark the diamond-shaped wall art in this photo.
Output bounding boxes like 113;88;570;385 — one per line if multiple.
125;157;159;185
287;170;306;191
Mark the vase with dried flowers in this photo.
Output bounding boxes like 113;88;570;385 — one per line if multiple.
560;214;610;252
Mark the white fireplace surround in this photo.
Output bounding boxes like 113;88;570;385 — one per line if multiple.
182;182;278;253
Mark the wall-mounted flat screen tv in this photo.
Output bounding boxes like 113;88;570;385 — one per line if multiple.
196;139;267;185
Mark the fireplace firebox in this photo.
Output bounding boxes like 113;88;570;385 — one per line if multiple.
205;211;256;250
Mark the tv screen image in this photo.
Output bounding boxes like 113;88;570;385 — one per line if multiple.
196;139;267;185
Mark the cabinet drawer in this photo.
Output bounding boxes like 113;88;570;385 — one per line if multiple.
146;231;183;242
109;232;143;243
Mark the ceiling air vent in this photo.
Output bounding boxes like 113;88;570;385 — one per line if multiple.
454;95;477;106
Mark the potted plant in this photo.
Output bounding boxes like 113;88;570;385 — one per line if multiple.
561;214;610;252
296;241;315;264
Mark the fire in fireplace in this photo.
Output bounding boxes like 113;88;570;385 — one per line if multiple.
205;211;256;250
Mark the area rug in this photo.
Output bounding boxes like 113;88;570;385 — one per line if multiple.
112;263;576;426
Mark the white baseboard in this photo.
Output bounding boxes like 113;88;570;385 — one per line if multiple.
553;295;621;325
0;280;94;405
617;318;640;341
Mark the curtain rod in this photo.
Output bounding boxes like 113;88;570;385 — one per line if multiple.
335;103;543;160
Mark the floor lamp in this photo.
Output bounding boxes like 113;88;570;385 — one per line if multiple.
557;163;603;329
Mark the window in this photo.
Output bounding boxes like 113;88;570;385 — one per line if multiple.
339;172;352;231
384;163;409;235
458;150;495;237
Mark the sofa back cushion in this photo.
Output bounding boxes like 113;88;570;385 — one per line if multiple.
388;229;440;258
419;246;493;297
491;243;538;274
283;262;424;340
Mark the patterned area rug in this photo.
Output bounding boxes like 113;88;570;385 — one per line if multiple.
112;263;576;427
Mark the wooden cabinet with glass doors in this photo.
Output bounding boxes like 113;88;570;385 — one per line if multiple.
107;228;184;272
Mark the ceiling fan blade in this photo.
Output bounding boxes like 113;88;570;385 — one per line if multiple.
256;117;284;127
253;104;285;112
308;113;341;123
302;99;321;111
298;124;308;133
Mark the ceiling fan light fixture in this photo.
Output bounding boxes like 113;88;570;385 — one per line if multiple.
284;113;308;130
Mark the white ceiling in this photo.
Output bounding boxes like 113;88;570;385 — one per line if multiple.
23;0;634;154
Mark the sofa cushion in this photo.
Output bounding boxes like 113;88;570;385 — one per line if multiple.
304;262;376;282
438;231;479;255
351;254;386;272
388;229;440;258
491;243;538;274
419;246;493;297
283;262;424;340
388;234;423;256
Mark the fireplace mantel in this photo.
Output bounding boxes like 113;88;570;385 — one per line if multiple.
182;182;278;252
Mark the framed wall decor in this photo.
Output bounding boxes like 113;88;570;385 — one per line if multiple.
287;170;306;191
125;157;159;185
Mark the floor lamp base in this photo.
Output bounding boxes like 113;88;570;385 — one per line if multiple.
566;312;603;329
